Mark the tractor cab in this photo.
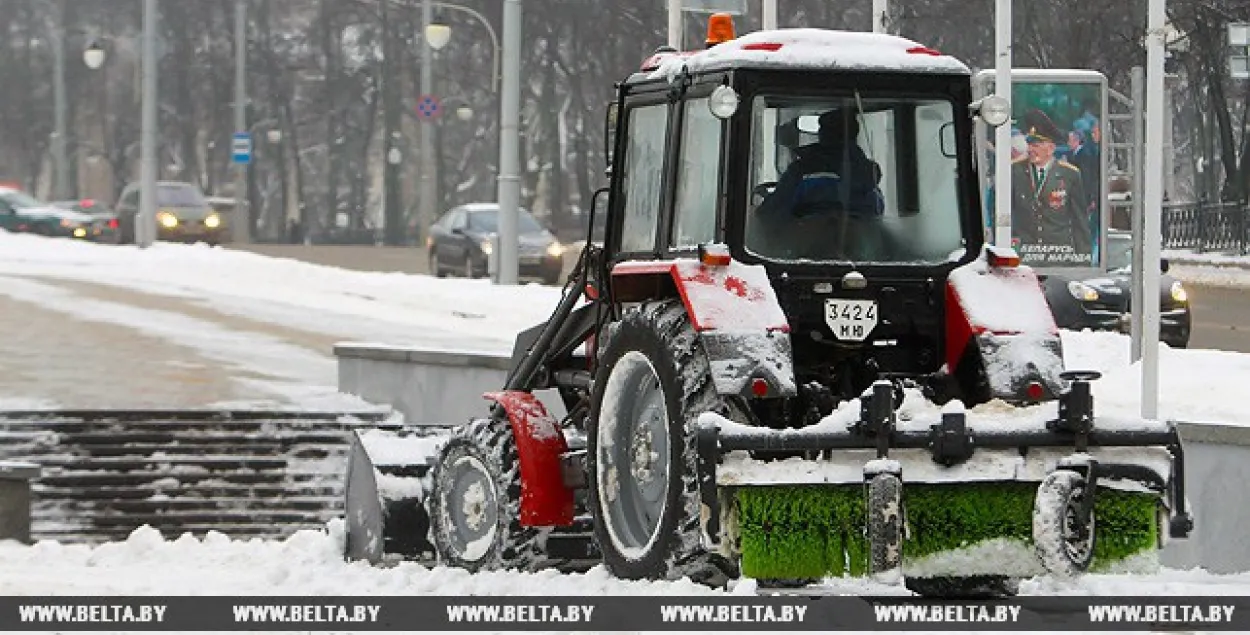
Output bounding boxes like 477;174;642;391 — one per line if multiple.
598;18;1035;411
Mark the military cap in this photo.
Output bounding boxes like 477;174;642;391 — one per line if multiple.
1020;108;1063;144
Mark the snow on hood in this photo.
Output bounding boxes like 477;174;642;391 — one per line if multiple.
650;29;971;81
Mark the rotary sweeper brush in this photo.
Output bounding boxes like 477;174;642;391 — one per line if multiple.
341;18;1192;597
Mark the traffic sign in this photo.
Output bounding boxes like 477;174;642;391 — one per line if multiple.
231;132;252;164
415;94;442;120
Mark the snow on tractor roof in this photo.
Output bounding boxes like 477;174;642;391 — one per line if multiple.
646;29;970;81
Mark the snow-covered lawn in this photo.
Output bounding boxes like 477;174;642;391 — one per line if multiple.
2;233;1250;603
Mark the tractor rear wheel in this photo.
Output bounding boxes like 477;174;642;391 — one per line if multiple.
429;417;545;573
587;299;735;586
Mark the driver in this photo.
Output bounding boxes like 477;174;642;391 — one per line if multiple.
756;109;884;221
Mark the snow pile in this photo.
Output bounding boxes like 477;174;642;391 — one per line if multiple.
0;524;721;597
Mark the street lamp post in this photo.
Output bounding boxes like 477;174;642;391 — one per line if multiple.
416;0;442;246
233;0;251;245
138;0;159;249
50;3;69;202
496;0;521;285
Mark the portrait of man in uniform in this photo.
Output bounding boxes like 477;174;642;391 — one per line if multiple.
1010;109;1093;264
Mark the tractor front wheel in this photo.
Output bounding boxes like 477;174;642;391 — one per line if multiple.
429;417;545;573
587;299;735;586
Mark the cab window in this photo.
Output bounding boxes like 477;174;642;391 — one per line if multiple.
618;103;669;253
671;97;722;248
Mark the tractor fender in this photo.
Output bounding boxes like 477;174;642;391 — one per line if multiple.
945;253;1066;401
610;259;797;399
483;391;575;527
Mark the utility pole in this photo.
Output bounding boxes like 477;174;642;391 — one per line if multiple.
417;0;437;243
872;0;890;33
51;0;69;200
993;0;1012;248
233;0;251;244
1141;0;1167;420
138;0;158;249
496;0;521;285
382;0;403;245
667;0;681;48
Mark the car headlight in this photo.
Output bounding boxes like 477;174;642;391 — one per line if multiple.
157;211;178;228
547;241;564;257
480;239;493;255
1171;280;1188;303
204;213;221;229
72;227;87;238
1067;281;1100;302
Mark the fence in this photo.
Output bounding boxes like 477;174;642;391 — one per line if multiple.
1162;200;1250;254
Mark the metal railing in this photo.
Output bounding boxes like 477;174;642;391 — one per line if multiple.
1162;200;1250;255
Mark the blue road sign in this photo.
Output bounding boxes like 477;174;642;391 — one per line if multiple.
415;94;442;120
232;132;252;164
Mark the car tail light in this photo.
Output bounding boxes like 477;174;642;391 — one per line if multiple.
108;218;119;229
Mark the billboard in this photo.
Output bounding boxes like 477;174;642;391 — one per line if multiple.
974;70;1108;272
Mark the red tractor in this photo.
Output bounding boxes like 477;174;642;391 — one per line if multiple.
344;18;1190;596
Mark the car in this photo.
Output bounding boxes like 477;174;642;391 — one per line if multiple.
114;181;226;245
0;187;95;238
1041;229;1191;347
50;199;120;243
426;203;566;285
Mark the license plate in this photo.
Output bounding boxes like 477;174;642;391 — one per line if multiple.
824;299;879;342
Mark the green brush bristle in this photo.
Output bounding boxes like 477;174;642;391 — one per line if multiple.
732;482;1160;580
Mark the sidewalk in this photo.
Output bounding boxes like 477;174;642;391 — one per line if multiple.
0;274;353;410
1163;248;1250;270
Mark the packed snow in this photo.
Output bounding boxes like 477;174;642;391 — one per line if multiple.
4;233;1250;606
650;29;970;81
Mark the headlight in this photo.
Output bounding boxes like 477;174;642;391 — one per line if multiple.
204;213;221;229
1067;281;1099;302
157;211;178;228
480;239;493;255
72;227;87;238
1171;280;1188;303
547;241;564;257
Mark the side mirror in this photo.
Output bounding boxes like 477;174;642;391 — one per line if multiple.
451;226;465;236
604;101;619;169
1161;258;1170;274
588;186;609;243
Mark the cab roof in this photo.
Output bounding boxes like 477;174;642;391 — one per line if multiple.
639;28;970;83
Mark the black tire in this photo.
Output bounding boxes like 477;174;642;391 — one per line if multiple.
587;299;735;586
867;472;904;580
429;417;545;573
429;252;447;278
1032;469;1096;577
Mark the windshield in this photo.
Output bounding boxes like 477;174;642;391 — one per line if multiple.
158;185;208;207
0;190;44;209
468;209;543;233
1106;236;1132;270
744;93;966;264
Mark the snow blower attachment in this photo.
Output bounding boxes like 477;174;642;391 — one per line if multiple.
342;17;1191;597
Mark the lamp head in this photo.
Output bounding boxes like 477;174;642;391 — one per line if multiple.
425;23;451;50
83;41;106;70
